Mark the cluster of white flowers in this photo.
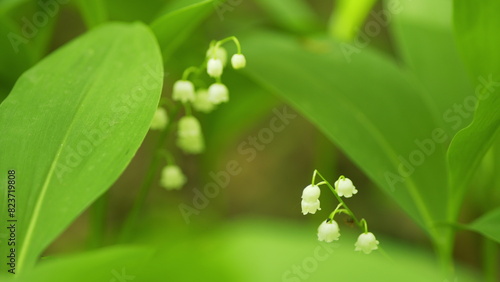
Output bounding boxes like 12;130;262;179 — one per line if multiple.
302;172;379;255
149;37;246;191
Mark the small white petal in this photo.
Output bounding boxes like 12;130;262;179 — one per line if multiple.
150;107;168;130
193;89;216;113
172;80;195;103
160;165;187;190
355;232;379;254
334;177;358;198
206;46;228;66
208;83;229;104
231;54;246;69
301;184;320;202
207;58;223;78
317;220;340;243
301;199;320;215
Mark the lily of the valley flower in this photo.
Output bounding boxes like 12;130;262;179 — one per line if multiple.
207;58;223;78
150;107;168;130
301;184;321;215
177;116;205;154
206;45;228;66
317;219;340;243
193;89;215;113
172;80;195;103
160;165;187;190
354;232;379;254
334;177;358;198
231;54;246;69
208;83;229;104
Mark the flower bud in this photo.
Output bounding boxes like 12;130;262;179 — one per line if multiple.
160;165;186;190
193;89;215;113
177;116;205;154
206;45;227;66
334;177;358;198
150;107;168;130
207;58;223;78
317;219;340;243
172;80;195;103
231;54;246;69
355;232;379;254
208;83;229;104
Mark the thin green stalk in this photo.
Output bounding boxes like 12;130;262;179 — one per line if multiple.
118;106;179;242
482;238;498;282
87;192;108;248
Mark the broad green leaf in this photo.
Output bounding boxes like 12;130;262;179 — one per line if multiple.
467;208;500;244
253;0;321;34
329;0;377;41
447;0;500;213
388;0;474;137
0;22;163;273
5;246;154;282
75;0;108;28
242;31;448;236
150;0;216;61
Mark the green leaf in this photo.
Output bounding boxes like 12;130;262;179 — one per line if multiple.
447;0;500;212
389;0;474;137
329;0;377;41
75;0;108;28
242;31;448;236
0;22;163;273
150;0;216;61
6;246;154;282
467;208;500;244
253;0;321;34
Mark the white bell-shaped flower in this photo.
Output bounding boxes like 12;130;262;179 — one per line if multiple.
301;199;321;215
334;177;358;198
172;80;195;103
177;116;205;154
354;232;379;254
207;58;223;78
150;107;168;130
231;54;246;69
160;165;186;190
206;45;227;66
317;219;340;243
301;184;320;202
208;83;229;104
193;89;215;113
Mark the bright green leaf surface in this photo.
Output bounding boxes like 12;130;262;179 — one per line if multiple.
254;0;321;34
447;0;500;213
0;22;163;273
389;0;474;137
468;208;500;244
242;31;449;235
329;0;377;41
75;0;108;29
150;0;216;61
9;246;154;282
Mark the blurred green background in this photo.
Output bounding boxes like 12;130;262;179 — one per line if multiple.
1;0;497;281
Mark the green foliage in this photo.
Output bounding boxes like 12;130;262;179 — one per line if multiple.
447;0;500;213
467;208;500;244
0;22;163;273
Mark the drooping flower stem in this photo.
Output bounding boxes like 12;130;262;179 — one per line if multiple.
118;105;180;243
